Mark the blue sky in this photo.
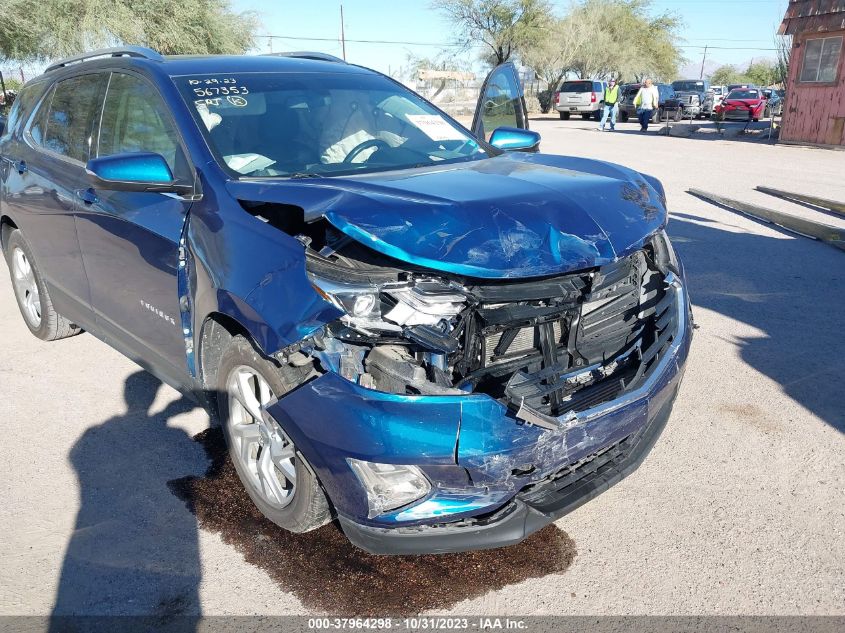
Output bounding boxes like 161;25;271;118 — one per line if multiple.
232;0;790;77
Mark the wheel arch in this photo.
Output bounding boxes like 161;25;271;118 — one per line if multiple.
0;214;18;253
197;311;254;391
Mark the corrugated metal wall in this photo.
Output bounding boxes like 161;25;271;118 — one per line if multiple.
780;29;845;146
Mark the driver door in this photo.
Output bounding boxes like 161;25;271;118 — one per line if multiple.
471;62;529;142
75;71;194;380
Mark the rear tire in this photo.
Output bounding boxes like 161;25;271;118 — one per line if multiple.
581;113;591;120
216;335;331;533
559;111;569;120
619;111;629;122
4;229;82;341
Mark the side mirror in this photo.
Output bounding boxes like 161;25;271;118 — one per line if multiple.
85;152;192;194
0;116;6;137
489;126;541;153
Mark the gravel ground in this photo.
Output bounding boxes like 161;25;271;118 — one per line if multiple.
0;117;843;616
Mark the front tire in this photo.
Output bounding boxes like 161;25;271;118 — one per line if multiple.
4;229;81;341
216;335;331;533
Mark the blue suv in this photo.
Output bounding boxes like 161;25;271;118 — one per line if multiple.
0;47;691;554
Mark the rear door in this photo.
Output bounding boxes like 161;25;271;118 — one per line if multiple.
75;70;195;377
471;62;528;141
1;73;106;323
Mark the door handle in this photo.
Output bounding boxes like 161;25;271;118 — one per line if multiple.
15;160;26;174
76;188;98;205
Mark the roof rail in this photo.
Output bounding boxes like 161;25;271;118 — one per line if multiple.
45;46;164;73
264;51;346;64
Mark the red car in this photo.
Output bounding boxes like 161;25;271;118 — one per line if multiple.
713;88;769;121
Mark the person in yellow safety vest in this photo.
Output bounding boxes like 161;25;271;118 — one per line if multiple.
599;79;620;131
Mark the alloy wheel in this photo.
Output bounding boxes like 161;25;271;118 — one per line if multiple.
226;365;297;509
11;247;41;328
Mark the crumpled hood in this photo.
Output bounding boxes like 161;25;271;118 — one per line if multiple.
226;152;667;279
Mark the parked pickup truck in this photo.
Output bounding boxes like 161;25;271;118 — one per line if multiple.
619;83;683;122
670;79;714;119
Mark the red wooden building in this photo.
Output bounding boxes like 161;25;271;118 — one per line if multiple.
779;0;845;146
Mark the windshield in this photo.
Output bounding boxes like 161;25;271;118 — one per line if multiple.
672;80;705;92
727;90;759;100
175;72;486;178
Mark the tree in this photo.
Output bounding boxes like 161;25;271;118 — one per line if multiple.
709;64;742;86
406;51;474;101
775;34;792;85
432;0;553;65
744;60;779;87
521;13;593;111
708;60;780;87
0;0;258;61
522;0;684;108
567;0;684;81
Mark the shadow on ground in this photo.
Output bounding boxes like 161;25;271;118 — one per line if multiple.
529;114;779;143
169;427;577;615
51;371;205;621
669;212;845;432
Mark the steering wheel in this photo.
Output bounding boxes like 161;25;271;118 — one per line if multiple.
343;138;392;164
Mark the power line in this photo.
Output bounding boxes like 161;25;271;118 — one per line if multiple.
266;34;779;52
265;34;466;48
678;45;779;51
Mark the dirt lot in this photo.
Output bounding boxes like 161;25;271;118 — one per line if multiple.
1;118;843;616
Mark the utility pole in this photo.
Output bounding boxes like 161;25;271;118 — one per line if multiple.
699;45;708;80
340;4;347;61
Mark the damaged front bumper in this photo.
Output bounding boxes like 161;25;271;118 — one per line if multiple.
265;276;692;554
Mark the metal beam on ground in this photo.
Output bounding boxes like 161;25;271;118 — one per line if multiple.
687;188;845;252
755;186;845;217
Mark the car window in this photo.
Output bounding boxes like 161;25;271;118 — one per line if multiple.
478;65;523;141
672;80;706;92
28;86;54;147
560;81;592;93
28;74;102;162
97;72;188;180
2;82;45;142
727;90;759;99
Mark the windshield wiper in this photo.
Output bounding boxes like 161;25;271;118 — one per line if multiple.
288;172;323;179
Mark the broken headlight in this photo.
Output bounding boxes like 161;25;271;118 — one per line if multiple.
309;273;467;335
347;459;432;517
648;229;680;275
309;276;386;327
